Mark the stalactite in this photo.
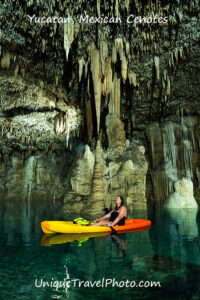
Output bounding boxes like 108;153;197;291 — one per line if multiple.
1;124;4;136
112;38;127;82
112;44;117;64
115;38;124;58
109;72;121;118
78;57;85;82
85;76;93;143
154;56;160;80
55;76;59;86
162;78;166;89
168;57;171;68
171;52;174;67
0;29;3;42
102;57;112;96
163;69;167;80
128;71;137;87
154;43;157;53
64;17;74;61
54;112;66;136
53;108;79;152
1;52;10;69
115;0;119;18
100;40;108;76
74;23;80;37
42;39;46;53
112;38;124;64
86;98;93;144
125;41;130;60
174;48;179;62
125;0;130;12
89;43;101;134
121;56;127;83
179;47;183;58
166;76;171;95
84;61;88;78
97;0;101;17
65;113;70;148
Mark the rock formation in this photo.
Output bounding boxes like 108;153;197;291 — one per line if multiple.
63;114;148;214
106;113;125;160
146;116;200;204
164;178;198;209
63;145;95;214
0;0;199;211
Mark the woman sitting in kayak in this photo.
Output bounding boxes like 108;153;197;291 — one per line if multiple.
92;195;127;226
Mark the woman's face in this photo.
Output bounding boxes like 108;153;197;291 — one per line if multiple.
116;196;122;207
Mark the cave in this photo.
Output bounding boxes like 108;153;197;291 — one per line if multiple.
0;1;200;299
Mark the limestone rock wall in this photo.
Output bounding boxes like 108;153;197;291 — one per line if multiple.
0;151;69;206
146;115;200;205
63;114;148;215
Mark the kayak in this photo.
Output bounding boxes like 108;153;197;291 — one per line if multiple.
41;226;151;247
41;219;151;234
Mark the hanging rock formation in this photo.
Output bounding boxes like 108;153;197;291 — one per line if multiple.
88;43;102;135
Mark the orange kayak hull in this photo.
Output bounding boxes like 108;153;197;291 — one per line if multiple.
41;219;151;234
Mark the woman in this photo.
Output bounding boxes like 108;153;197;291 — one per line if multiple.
93;195;127;226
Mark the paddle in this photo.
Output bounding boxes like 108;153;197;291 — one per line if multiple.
109;225;117;234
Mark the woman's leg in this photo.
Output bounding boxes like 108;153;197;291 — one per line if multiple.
92;220;112;226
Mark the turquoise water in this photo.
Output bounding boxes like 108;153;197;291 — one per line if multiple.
0;201;200;300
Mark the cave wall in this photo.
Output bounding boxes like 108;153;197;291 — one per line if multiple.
0;0;200;211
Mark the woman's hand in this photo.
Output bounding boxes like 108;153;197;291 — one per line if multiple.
93;211;113;223
93;218;100;222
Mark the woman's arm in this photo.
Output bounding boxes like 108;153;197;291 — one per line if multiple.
93;211;113;222
110;207;126;226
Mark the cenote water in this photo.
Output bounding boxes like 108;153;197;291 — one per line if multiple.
0;200;200;300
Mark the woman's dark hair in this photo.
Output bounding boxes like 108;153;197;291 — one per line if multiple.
114;195;124;211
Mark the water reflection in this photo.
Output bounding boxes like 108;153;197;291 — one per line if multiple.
0;197;63;247
0;199;200;299
40;226;151;247
149;205;200;266
166;207;198;239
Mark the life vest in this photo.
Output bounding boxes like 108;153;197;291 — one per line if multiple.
73;217;94;226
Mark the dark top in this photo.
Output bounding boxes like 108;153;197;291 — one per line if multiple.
109;211;126;226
